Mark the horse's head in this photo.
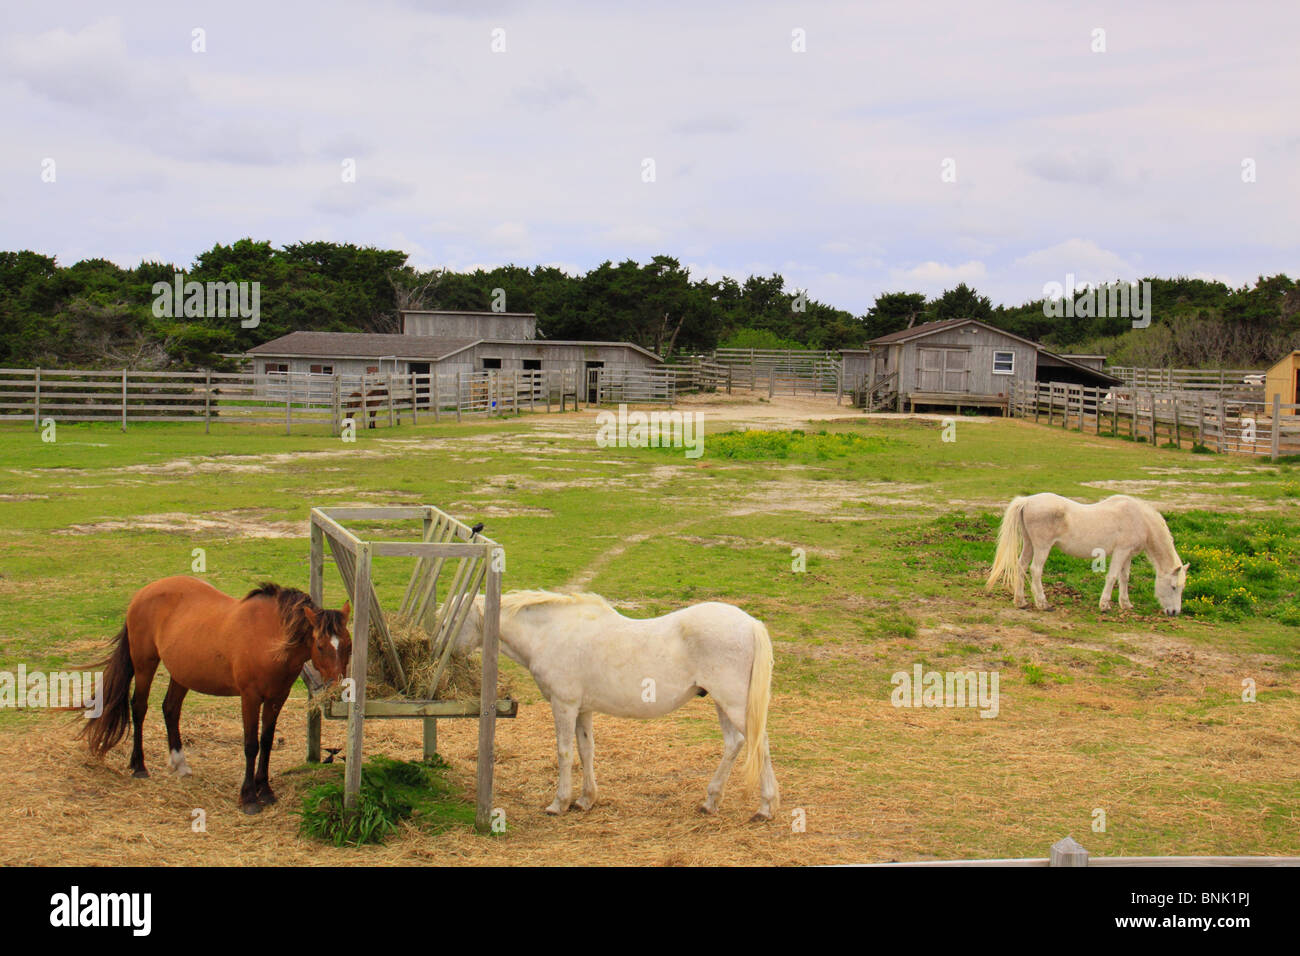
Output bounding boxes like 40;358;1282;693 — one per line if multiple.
448;594;485;658
302;601;352;682
1155;563;1190;616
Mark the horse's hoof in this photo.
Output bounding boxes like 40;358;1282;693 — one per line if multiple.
749;811;773;823
698;803;718;815
574;797;594;811
257;789;278;806
132;768;149;779
241;801;262;815
544;803;567;815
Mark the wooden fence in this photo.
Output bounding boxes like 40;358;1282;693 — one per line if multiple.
1;367;585;434
712;348;842;393
1107;366;1262;390
1013;380;1300;459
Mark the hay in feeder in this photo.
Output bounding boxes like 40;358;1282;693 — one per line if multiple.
308;613;514;715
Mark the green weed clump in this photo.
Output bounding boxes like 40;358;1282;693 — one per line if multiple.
694;429;895;461
296;755;477;847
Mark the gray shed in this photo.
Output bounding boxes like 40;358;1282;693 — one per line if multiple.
842;318;1118;412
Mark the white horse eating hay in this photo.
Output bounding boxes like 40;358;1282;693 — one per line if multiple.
987;493;1189;615
452;590;780;821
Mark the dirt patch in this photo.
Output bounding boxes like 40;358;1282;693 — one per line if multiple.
56;510;303;538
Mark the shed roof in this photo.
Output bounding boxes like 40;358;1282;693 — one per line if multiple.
246;331;662;362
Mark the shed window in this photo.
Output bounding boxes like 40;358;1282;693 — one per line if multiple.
309;364;333;375
993;350;1015;375
264;362;288;373
482;358;502;369
522;359;542;370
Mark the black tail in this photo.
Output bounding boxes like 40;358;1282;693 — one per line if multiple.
78;624;134;757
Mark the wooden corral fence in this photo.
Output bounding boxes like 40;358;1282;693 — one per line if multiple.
711;348;842;394
659;357;733;393
1108;366;1262;390
1;366;584;434
857;836;1300;867
306;505;516;830
1012;380;1300;460
590;365;680;405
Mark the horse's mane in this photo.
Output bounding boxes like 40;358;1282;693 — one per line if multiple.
500;589;614;617
245;582;343;651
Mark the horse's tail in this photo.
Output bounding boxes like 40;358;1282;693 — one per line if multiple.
77;623;134;757
986;496;1029;593
739;619;775;805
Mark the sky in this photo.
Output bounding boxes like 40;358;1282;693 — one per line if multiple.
2;1;1297;313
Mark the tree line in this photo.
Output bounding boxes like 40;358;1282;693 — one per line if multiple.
1;239;1295;370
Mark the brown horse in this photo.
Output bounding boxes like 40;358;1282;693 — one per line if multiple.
79;576;351;814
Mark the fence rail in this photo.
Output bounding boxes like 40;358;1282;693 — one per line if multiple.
1013;379;1299;459
0;366;587;434
1107;366;1264;390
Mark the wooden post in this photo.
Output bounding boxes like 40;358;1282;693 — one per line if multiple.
1148;391;1157;445
475;552;502;833
306;522;324;764
726;365;732;395
33;367;41;432
387;373;395;427
455;372;462;423
1173;396;1181;448
1197;394;1204;449
1131;391;1138;441
204;370;212;434
332;374;341;437
121;370;128;432
433;372;441;423
1217;392;1227;453
343;542;371;810
410;372;418;425
1050;836;1089;867
1271;395;1282;461
285;377;292;435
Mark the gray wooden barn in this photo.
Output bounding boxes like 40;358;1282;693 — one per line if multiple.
247;310;661;397
841;318;1119;412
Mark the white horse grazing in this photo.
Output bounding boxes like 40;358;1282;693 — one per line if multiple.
987;493;1189;615
452;590;780;821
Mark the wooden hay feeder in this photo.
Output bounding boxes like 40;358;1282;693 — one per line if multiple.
305;505;515;831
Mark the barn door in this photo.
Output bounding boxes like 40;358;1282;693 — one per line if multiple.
942;349;967;392
918;348;944;391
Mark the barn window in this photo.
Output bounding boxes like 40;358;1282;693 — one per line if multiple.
993;350;1015;375
264;362;288;373
522;359;542;370
309;364;333;375
482;358;502;369
365;366;379;374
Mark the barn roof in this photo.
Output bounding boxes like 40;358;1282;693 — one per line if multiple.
864;317;1041;348
246;331;662;362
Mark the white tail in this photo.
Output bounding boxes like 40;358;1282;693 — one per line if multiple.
986;496;1029;593
739;620;774;803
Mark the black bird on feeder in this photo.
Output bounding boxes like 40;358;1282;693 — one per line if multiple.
470;522;485;537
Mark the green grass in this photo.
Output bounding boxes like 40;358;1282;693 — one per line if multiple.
296;755;476;846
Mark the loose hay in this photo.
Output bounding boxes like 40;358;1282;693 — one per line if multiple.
308;614;515;714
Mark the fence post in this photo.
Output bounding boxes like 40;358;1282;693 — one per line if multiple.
1050;836;1089;867
456;371;462;423
410;372;418;425
1148;391;1156;445
332;374;341;436
1196;394;1204;449
121;370;128;432
433;372;441;423
387;374;395;427
1217;393;1227;453
33;367;41;431
204;370;212;434
1173;396;1181;448
1271;395;1281;461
